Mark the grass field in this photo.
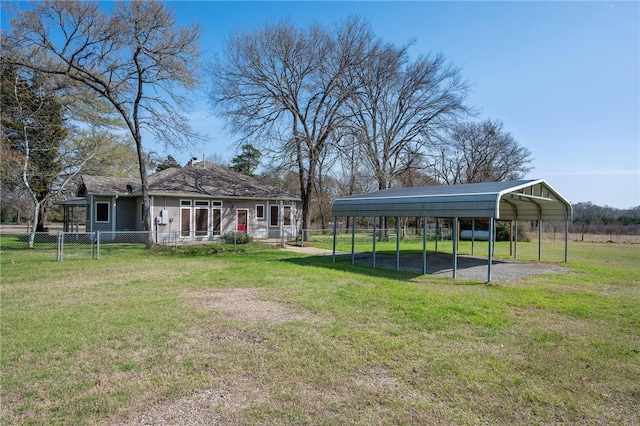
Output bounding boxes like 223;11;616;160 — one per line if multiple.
1;239;639;425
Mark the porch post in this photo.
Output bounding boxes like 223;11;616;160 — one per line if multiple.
279;200;284;245
112;196;117;234
88;194;93;233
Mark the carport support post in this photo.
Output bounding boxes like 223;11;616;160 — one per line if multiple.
452;217;458;279
538;219;543;261
351;216;356;265
471;218;475;256
564;217;569;262
372;217;377;268
422;216;427;275
435;219;439;253
514;220;519;260
395;216;400;271
331;218;337;263
487;217;494;282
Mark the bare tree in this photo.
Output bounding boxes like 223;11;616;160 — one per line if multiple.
348;45;469;192
312;144;339;231
210;18;373;239
428;119;533;184
5;0;202;247
345;44;468;239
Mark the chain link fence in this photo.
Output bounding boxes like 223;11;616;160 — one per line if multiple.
297;224;452;247
0;230;180;261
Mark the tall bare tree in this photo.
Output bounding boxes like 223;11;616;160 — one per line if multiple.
428;119;533;184
5;0;202;247
348;44;469;192
345;43;468;239
210;18;373;238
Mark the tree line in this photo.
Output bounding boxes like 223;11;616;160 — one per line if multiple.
3;1;541;246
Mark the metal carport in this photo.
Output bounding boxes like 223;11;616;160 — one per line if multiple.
330;179;573;282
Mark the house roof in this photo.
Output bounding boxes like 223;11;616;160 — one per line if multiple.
78;175;138;196
78;162;300;201
331;179;572;221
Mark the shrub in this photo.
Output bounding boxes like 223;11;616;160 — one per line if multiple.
221;231;252;244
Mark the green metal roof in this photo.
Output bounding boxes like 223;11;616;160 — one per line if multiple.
331;179;572;220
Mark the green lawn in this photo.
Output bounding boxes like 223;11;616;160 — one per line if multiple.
1;240;639;424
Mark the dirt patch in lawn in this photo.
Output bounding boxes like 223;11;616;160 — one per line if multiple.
187;287;311;323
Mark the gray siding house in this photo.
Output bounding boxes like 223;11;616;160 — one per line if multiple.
63;161;300;243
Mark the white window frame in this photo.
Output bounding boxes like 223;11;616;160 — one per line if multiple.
180;207;192;237
212;206;222;235
194;206;209;237
256;204;265;220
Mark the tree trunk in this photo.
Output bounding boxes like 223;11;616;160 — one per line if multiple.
140;171;153;248
300;185;312;242
35;202;48;232
27;199;40;249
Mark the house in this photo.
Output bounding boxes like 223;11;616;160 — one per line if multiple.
60;161;301;243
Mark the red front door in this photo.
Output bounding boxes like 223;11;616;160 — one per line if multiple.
237;209;248;233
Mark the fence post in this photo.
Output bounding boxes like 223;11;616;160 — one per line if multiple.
96;231;101;260
57;232;63;262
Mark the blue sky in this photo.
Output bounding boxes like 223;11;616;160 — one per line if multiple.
176;1;640;209
3;1;639;208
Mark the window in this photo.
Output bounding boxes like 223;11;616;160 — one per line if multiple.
256;204;265;220
270;205;279;227
96;202;109;222
179;200;223;238
181;208;191;237
195;208;208;236
212;208;221;235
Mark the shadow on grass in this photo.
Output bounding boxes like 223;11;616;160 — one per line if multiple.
279;251;507;283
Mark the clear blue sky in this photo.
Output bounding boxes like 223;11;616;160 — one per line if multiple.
174;1;640;209
4;1;639;208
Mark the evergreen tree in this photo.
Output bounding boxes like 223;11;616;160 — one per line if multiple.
231;144;261;176
156;155;182;172
1;63;67;232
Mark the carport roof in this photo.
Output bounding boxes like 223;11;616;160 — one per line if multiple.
331;179;572;221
